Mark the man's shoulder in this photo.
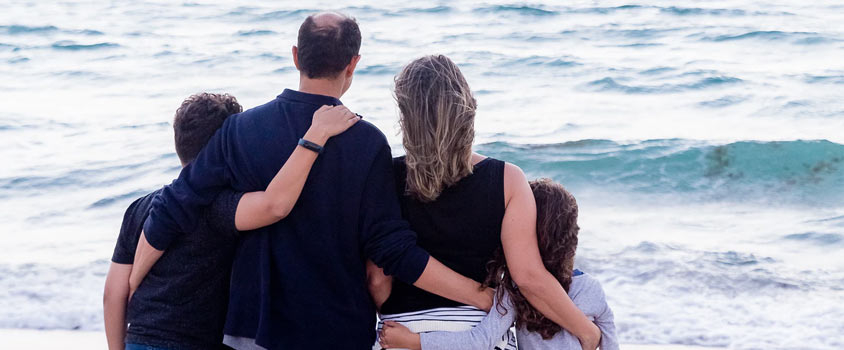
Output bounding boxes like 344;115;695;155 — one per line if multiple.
226;98;279;124
349;118;387;138
332;118;390;150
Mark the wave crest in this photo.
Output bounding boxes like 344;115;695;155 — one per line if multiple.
478;139;844;204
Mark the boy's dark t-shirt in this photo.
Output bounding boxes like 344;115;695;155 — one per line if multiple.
111;188;243;350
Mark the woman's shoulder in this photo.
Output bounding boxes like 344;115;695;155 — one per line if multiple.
501;161;525;179
500;161;529;203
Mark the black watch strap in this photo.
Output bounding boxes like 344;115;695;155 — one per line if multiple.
298;138;324;154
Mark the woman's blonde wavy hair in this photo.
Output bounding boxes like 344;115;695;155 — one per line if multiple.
394;55;477;202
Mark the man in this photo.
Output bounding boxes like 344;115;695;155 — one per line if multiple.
136;12;492;350
103;93;245;350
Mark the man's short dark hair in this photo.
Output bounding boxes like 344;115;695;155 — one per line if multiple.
297;14;361;79
173;93;242;164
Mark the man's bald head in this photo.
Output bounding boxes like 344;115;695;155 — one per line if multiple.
296;12;361;79
310;12;347;27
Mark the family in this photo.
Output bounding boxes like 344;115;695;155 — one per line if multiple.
102;11;617;350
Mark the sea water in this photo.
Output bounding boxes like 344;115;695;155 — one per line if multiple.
1;1;842;348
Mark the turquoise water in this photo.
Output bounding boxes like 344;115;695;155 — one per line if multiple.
481;139;844;204
1;1;843;348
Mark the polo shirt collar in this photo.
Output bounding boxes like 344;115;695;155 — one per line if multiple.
279;89;343;107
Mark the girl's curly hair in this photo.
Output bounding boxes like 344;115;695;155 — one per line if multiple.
484;178;579;340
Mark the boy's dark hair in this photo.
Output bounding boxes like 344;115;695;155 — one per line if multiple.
173;93;242;164
484;178;579;340
297;13;361;79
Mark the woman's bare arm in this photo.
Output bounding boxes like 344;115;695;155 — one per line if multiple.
413;257;494;312
367;256;493;313
128;106;359;295
235;105;360;231
500;163;601;350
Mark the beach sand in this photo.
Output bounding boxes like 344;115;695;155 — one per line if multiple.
0;328;724;349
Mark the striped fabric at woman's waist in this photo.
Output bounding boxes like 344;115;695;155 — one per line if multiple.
379;305;489;326
374;306;516;350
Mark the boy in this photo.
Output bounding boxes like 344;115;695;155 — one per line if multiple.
103;93;359;350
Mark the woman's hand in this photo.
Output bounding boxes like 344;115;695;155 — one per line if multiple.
305;105;360;145
379;321;421;350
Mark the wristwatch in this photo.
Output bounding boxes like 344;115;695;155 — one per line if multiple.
298;138;324;154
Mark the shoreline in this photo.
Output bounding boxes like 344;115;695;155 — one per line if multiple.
0;328;724;349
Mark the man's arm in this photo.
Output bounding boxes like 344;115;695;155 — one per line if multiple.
366;260;392;310
500;164;600;350
142;118;235;251
103;263;132;350
360;144;491;311
130;185;243;296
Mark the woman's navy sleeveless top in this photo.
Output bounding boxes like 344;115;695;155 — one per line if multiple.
381;156;506;314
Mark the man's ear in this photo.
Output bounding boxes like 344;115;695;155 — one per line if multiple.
292;46;300;70
346;55;361;78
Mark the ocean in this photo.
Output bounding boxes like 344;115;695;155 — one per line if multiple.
1;0;842;348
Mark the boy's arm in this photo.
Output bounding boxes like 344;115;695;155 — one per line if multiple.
234;105;359;231
360;143;491;312
128;232;162;297
103;262;132;350
105;200;144;349
379;293;516;350
366;260;392;310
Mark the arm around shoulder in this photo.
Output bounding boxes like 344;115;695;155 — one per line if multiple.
499;163;601;349
144;121;235;250
232;105;360;231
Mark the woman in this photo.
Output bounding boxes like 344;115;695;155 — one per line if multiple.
368;55;601;349
378;179;619;350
